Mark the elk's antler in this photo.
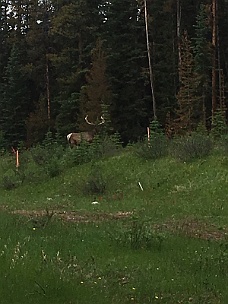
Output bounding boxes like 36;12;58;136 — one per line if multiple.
85;115;95;125
97;115;105;125
85;115;105;125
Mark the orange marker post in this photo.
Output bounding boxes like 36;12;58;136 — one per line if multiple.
12;147;19;170
147;127;150;146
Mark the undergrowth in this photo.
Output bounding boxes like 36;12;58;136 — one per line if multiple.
0;212;227;303
0;130;228;303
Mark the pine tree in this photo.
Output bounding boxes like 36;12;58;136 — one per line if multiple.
0;0;11;82
0;44;30;146
26;98;50;146
79;38;111;129
192;3;212;125
102;0;149;143
51;1;104;137
55;92;81;136
25;0;55;119
175;31;200;134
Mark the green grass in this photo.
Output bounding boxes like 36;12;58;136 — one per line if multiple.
0;144;227;303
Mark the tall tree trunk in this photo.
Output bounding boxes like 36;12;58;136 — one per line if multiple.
46;55;51;121
211;0;217;118
177;0;182;80
217;23;225;110
144;0;156;120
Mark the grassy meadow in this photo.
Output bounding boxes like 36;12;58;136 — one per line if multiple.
0;134;227;303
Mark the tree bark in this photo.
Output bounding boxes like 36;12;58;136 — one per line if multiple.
177;0;182;80
144;0;156;120
211;0;217;118
46;55;51;121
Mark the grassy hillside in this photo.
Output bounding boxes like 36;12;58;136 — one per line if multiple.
0;139;227;303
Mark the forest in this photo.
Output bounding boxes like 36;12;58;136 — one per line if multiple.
0;0;228;148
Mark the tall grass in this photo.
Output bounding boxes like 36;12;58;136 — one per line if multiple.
0;211;227;304
0;133;227;303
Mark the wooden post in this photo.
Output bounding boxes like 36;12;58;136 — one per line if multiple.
12;148;19;170
147;127;150;142
16;150;19;169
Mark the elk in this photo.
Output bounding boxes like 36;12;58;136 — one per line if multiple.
67;115;105;147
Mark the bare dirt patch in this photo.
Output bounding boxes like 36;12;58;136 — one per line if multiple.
155;217;228;241
8;209;228;241
11;209;134;223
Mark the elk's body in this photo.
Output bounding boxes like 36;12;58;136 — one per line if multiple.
67;131;94;147
67;115;104;148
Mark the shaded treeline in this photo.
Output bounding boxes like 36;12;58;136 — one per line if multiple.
0;0;227;147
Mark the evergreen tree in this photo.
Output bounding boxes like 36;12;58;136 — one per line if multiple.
0;0;11;82
146;0;178;123
192;3;212;127
193;4;211;81
50;1;103;98
26;97;50;146
0;0;227;145
0;44;30;147
25;0;55;117
50;1;104;136
79;38;111;129
175;31;200;134
55;92;81;136
102;0;149;144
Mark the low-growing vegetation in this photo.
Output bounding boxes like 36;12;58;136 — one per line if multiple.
0;132;227;303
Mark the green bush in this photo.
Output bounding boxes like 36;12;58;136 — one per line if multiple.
22;164;47;183
211;110;228;140
98;133;123;157
46;157;62;178
30;133;65;178
83;164;107;195
136;134;169;160
136;119;169;160
62;142;97;167
30;144;49;166
1;169;22;190
222;135;228;155
112;219;165;250
170;133;213;162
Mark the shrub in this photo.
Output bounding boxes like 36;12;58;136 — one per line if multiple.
170;133;213;162
22;165;47;184
136;134;169;160
46;157;62;178
31;144;64;167
222;135;228;155
112;218;165;250
30;144;49;166
211;109;228;140
97;133;123;157
30;133;65;178
0;130;7;151
136;119;169;160
62;142;97;167
1;169;22;190
83;164;107;195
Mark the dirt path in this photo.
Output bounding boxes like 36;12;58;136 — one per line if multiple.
11;208;134;223
6;208;228;241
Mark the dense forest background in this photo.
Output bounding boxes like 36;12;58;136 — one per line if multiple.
0;0;227;148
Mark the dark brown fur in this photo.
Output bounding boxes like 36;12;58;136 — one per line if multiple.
67;131;95;147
